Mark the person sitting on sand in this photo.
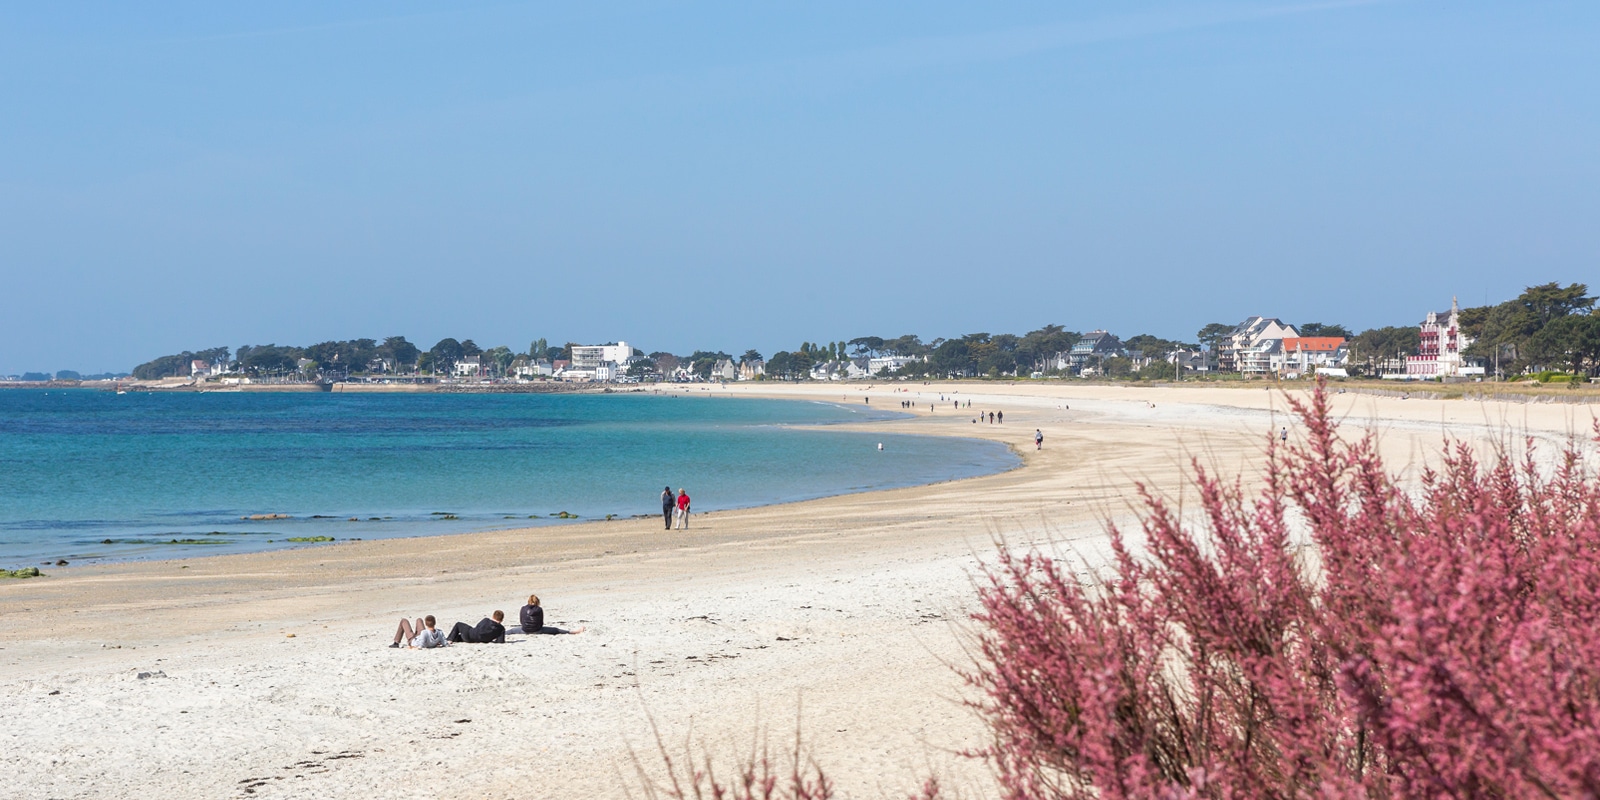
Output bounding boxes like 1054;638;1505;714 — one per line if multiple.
519;594;586;635
391;614;447;649
446;610;507;644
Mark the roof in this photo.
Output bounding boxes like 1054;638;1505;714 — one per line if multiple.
1280;337;1346;353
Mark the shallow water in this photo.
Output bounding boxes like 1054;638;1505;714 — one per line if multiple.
0;389;1016;565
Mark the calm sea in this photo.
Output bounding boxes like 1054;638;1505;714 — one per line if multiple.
0;389;1015;566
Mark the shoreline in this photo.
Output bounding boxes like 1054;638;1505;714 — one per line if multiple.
3;382;1595;799
1;395;1017;569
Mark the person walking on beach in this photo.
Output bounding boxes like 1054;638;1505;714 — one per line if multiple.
1280;426;1288;443
447;610;507;644
660;485;674;530
997;410;1003;424
1035;429;1043;450
674;488;691;530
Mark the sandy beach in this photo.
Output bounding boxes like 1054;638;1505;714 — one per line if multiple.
3;382;1595;799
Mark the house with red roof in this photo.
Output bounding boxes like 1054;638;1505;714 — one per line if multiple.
1272;336;1348;376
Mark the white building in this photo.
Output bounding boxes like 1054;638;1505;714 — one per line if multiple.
1271;337;1348;375
515;359;553;379
1219;317;1300;373
710;359;738;381
810;361;849;381
868;355;918;375
1406;298;1480;378
1167;349;1210;374
738;360;765;380
570;342;636;370
454;355;482;377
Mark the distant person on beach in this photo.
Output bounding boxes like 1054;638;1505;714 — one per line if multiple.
989;411;995;424
660;485;674;530
1035;429;1043;450
997;410;1003;424
675;488;691;529
1280;427;1288;443
520;594;586;635
390;615;446;649
447;610;506;644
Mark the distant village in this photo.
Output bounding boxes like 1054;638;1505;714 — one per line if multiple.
6;283;1596;386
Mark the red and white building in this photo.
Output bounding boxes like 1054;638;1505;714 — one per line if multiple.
1406;298;1481;378
1272;337;1348;375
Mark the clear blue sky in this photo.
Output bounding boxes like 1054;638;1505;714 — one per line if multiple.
3;1;1597;374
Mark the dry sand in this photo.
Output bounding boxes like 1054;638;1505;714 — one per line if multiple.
3;382;1594;799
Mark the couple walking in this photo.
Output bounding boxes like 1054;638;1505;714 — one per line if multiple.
661;486;691;530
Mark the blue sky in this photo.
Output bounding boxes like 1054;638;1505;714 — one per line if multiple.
2;1;1597;373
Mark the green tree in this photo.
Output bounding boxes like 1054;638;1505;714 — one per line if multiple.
1469;283;1595;374
1297;322;1353;339
848;337;884;357
428;338;463;374
1348;327;1420;374
237;344;302;375
1196;323;1234;354
740;349;763;364
379;336;419;370
485;346;515;376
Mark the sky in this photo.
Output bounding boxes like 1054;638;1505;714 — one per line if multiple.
2;1;1598;374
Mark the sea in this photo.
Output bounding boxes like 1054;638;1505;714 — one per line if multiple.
0;389;1017;566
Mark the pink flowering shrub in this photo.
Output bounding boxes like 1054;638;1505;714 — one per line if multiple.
968;384;1600;798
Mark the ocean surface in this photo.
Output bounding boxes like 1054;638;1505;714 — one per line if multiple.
0;389;1016;566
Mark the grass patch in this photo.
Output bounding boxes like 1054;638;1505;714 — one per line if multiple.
2;567;43;579
286;536;335;543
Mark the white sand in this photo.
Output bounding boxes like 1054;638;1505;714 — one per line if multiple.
2;382;1593;799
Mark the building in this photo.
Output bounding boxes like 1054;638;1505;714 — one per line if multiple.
810;361;849;381
1272;337;1348;375
1069;331;1125;373
710;359;738;382
1167;348;1211;374
453;355;482;377
1406;298;1481;378
514;359;553;379
1218;317;1300;373
738;359;765;380
570;342;635;370
868;355;917;375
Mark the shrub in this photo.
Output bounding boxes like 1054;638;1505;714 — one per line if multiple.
966;383;1600;798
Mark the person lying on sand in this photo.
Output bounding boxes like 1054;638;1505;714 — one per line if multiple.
391;615;446;649
446;610;507;644
519;594;586;635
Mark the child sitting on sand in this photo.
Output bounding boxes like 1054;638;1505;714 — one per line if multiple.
390;615;446;649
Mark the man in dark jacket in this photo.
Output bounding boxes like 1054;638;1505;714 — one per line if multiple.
661;485;674;530
447;610;506;643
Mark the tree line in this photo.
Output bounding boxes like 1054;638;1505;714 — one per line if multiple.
127;282;1600;382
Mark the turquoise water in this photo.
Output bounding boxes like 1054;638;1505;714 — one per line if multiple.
0;389;1016;566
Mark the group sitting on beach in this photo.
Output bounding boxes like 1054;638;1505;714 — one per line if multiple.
390;593;585;648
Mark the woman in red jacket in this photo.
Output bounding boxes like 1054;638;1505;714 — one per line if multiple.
674;488;691;530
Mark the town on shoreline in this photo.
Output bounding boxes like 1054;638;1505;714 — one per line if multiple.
6;281;1597;392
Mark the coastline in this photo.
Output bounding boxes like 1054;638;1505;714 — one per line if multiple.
0;392;1017;568
3;382;1595;799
